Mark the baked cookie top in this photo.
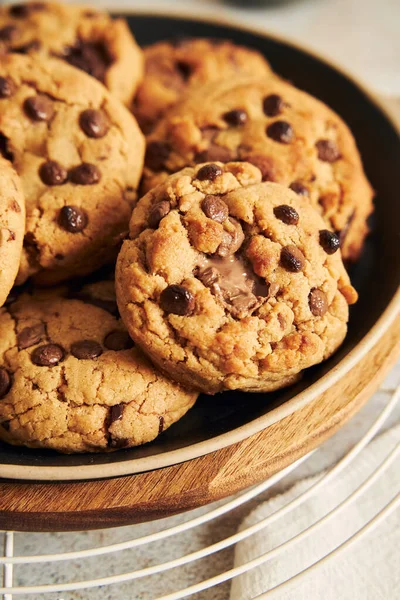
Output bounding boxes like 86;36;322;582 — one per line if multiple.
0;293;197;453
0;1;143;106
0;53;145;285
116;162;358;394
143;75;374;261
0;157;25;307
134;38;271;133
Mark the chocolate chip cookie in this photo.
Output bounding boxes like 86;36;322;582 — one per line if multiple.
142;75;374;261
0;53;145;285
133;38;271;133
0;1;143;106
116;162;358;394
0;157;25;307
0;293;197;453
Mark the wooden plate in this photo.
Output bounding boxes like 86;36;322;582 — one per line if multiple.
0;11;399;489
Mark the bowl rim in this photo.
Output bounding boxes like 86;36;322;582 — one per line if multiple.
1;8;399;481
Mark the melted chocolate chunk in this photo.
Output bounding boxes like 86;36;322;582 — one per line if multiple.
309;288;328;317
69;163;101;185
148;201;171;229
104;331;134;351
196;163;223;181
17;323;46;350
110;403;124;423
160;285;195;316
145;141;171;171
316;139;341;162
24;94;54;122
319;229;340;254
223;109;248;126
59;206;88;233
263;94;284;117
0;368;11;399
31;344;64;367
289;181;309;197
0;77;16;99
274;204;299;225
61;40;113;82
79;109;110;138
39;160;68;186
201;195;229;223
280;245;305;272
217;218;244;257
71;340;103;360
266;121;294;144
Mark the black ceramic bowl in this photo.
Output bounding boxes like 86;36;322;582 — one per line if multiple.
1;12;399;481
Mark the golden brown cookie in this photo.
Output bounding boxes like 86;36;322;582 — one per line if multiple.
0;293;197;453
0;1;143;106
116;162;358;394
0;53;145;285
142;75;374;261
133;38;271;132
0;157;25;307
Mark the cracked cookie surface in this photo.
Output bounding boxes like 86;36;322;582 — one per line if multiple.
0;293;197;453
142;75;373;261
116;162;358;394
0;1;143;106
0;157;25;307
133;38;271;133
0;53;145;285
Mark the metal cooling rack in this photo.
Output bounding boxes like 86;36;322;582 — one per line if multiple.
1;383;399;600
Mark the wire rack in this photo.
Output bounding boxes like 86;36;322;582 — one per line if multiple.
1;377;399;600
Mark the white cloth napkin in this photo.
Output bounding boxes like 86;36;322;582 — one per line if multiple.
231;425;400;599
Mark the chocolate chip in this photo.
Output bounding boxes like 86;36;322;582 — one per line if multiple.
196;163;223;181
71;340;103;360
110;403;124;423
0;77;16;99
263;94;284;117
12;39;41;54
69;163;101;185
319;229;340;254
39;160;67;186
316;139;341;162
158;415;165;435
24;94;54;122
145;141;171;171
79;109;110;138
274;204;299;225
59;206;88;233
0;133;13;162
289;181;309;197
201;195;229;223
195;144;236;164
31;344;64;367
176;61;192;80
9;3;45;17
0;25;18;42
160;285;195;316
148;200;171;229
266;121;294;144
18;323;46;350
223;109;248;126
309;289;328;317
0;368;11;399
217;218;244;257
243;154;278;182
104;330;134;351
280;245;305;272
61;40;113;82
108;437;129;449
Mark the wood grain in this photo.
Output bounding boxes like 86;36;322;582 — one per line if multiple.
0;316;399;532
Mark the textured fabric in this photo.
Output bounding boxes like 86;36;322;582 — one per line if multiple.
231;425;400;599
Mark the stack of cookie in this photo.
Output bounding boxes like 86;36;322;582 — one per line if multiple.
0;1;372;454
